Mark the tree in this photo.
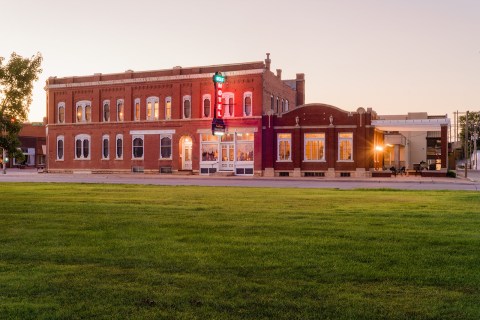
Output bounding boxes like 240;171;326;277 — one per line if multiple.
0;52;42;172
458;111;480;156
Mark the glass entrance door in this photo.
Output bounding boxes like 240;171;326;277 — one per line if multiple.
182;138;192;170
220;143;234;171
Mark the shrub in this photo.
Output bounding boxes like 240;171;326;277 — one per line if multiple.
446;170;457;178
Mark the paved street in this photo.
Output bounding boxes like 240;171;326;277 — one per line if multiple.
0;168;479;191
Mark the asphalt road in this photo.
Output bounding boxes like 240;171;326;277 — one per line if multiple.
1;170;479;191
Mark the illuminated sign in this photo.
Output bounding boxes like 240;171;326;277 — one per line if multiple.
212;72;227;135
213;72;225;83
212;118;226;136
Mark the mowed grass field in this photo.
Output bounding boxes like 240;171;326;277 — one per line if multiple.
0;183;479;320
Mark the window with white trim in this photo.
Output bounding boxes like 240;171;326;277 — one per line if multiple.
165;96;172;120
244;92;252;116
76;101;92;123
183;95;191;119
281;99;285;113
200;134;219;161
57;135;64;160
57;102;65;124
116;134;123;159
160;135;172;159
277;133;291;161
132;135;144;159
285;100;289;112
134;98;141;121
270;95;274;111
147;96;159;121
338;132;353;161
102;135;109;159
236;132;254;162
203;94;211;118
117;99;124;122
223;92;234;117
74;134;91;160
304;133;325;161
103;100;110;122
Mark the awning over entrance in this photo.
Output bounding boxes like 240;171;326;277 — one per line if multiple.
372;119;450;131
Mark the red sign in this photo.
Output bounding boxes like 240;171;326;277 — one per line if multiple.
216;83;223;118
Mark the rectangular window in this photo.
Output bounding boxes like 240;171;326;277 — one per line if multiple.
277;133;291;161
160;135;172;159
304;133;325;161
338;132;353;161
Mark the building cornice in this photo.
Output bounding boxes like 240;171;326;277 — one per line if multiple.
46;69;265;90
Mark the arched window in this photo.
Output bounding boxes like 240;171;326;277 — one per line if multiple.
147;96;159;120
102;135;109;159
203;95;211;118
76;101;91;123
57;103;65;124
57;136;64;160
74;134;91;160
160;135;172;159
117;99;124;122
134;98;141;121
132;136;144;159
85;105;92;122
222;93;234;117
165;97;172;120
116;134;123;159
244;92;252;116
183;96;191;119
103;100;110;122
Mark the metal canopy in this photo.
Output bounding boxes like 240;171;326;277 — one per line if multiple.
372;119;450;131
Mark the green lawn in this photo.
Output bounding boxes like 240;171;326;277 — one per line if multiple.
0;183;479;319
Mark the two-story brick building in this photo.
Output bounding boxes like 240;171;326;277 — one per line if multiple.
45;54;449;177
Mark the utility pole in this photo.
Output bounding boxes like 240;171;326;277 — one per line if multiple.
465;111;469;178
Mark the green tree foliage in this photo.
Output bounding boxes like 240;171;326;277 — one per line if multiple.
458;112;480;155
0;52;42;156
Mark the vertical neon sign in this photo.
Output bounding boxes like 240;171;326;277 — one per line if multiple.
212;72;226;136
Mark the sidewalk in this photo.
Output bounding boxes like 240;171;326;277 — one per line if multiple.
455;169;480;182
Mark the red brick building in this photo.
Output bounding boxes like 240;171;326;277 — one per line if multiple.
45;54;448;176
45;54;301;175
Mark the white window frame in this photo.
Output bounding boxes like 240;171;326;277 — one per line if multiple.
160;134;173;160
202;94;211;118
270;95;274;111
74;134;91;160
165;96;172;120
277;133;292;162
76;100;92;123
285;99;289;112
102;134;110;160
222;92;234;117
281;99;285;113
57;102;65;124
103;100;110;122
132;134;144;160
56;135;64;161
243;92;253;117
304;133;326;162
338;132;354;162
134;98;141;121
183;95;191;119
146;96;159;121
117;99;124;122
115;134;123;160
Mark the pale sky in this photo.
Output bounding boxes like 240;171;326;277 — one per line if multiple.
1;0;479;122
